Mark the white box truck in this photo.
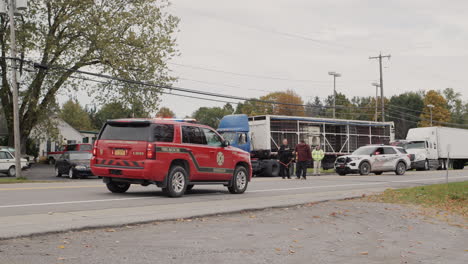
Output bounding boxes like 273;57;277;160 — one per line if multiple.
406;127;468;170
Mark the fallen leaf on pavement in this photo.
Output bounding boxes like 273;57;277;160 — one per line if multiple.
57;245;65;249
312;216;321;219
275;248;281;252
105;229;116;232
289;249;296;254
360;251;368;255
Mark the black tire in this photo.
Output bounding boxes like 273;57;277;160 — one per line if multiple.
228;166;249;194
48;158;55;165
359;162;371;175
186;184;194;191
453;160;465;170
7;166;16;177
55;166;62;177
260;160;280;177
395;162;406;175
68;168;76;179
106;182;131;193
163;166;188;197
337;171;347;176
374;172;383;175
424;160;430;171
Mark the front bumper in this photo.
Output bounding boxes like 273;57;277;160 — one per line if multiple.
73;168;94;176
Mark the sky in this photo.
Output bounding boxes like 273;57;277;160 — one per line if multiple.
72;0;468;118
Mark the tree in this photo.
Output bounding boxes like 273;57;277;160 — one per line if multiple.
443;88;466;125
387;92;424;139
305;96;324;117
91;101;149;129
323;92;354;119
419;90;451;127
60;99;93;130
156;107;175;118
192;103;233;128
0;0;179;151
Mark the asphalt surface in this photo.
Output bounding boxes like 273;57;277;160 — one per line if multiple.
0;165;467;238
0;200;466;264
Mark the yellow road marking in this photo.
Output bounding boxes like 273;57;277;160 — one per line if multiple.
0;185;103;191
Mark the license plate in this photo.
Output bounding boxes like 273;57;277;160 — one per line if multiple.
110;169;122;175
114;149;126;156
340;165;345;168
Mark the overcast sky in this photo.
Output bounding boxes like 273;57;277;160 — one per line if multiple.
68;0;468;118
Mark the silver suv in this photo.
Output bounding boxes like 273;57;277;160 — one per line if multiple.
335;145;411;176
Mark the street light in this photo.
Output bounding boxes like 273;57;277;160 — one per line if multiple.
371;82;380;122
427;104;435;126
0;0;28;178
328;71;341;119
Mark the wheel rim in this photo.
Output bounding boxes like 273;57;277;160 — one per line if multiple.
69;169;73;178
55;167;59;175
9;167;15;177
362;164;369;174
398;163;405;174
172;172;185;193
425;161;429;170
236;170;247;189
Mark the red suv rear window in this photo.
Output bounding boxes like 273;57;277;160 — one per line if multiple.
100;122;151;141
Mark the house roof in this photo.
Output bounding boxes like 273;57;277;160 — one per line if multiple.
79;130;99;135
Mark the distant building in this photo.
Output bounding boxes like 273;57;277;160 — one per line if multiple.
30;116;98;157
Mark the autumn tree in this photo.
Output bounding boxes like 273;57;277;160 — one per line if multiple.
156;107;175;118
419;90;451;127
0;0;179;152
443;88;466;125
60;99;93;131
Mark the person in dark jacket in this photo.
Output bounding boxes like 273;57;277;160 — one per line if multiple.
278;139;293;179
294;140;311;179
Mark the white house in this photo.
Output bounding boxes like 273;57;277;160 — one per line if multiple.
31;116;98;157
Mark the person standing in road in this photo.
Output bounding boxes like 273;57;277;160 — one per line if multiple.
312;145;325;176
278;139;293;179
294;139;311;180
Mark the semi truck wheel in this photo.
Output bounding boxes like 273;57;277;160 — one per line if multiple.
259;160;280;177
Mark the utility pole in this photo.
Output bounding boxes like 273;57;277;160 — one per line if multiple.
427;104;434;126
371;82;380;122
1;0;28;178
328;71;341;119
369;53;390;122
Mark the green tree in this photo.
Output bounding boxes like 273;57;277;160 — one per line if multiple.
0;0;179;151
387;92;424;139
60;99;93;130
419;90;451;127
324;93;354;119
443;88;466;125
192;103;233;128
156;107;175;118
91;101;149;129
305;96;324;117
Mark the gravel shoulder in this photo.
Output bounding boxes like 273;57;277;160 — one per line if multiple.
0;200;466;264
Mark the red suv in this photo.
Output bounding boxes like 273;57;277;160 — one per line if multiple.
91;119;252;197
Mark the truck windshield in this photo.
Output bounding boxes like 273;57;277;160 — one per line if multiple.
406;141;425;149
100;122;150;141
219;132;237;144
352;147;376;156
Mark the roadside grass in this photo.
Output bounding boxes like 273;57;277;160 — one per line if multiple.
306;168;335;173
368;181;468;216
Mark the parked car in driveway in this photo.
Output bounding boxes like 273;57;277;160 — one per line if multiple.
47;143;93;164
334;145;411;176
55;151;94;179
0;146;35;167
0;150;29;177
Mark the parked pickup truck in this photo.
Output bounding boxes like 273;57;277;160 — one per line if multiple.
47;143;93;164
405;127;468;170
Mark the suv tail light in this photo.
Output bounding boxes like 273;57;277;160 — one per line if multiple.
146;143;155;159
93;142;98;157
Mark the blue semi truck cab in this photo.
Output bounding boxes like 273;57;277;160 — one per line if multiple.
217;114;251;152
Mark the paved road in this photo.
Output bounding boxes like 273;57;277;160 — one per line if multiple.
0;168;467;238
1;200;466;264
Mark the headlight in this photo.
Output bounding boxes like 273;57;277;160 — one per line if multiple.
75;165;87;170
348;157;361;161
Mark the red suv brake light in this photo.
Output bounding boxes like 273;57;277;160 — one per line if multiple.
146;143;155;159
93;142;98;157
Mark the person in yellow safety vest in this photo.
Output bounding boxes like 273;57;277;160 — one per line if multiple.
312;145;325;176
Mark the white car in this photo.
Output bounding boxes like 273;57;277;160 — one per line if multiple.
0;150;29;177
334;145;411;176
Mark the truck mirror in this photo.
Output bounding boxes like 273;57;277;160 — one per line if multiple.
222;140;230;147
